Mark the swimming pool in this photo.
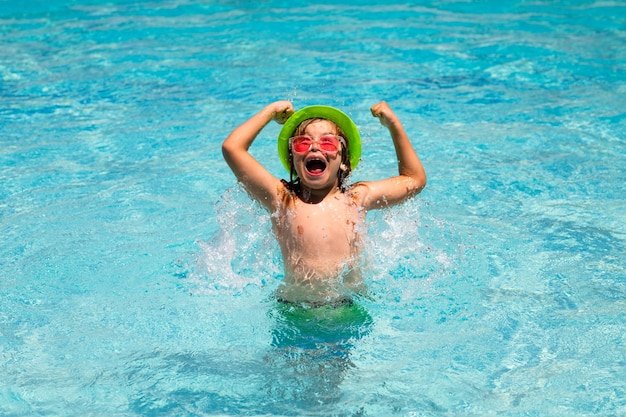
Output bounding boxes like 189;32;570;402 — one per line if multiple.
1;0;625;415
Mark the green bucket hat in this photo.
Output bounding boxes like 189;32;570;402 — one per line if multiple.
277;105;361;172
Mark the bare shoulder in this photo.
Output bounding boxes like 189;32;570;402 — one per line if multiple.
274;179;298;208
349;180;395;209
348;176;422;210
346;181;374;208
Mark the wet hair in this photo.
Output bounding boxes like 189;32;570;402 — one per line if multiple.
285;118;352;193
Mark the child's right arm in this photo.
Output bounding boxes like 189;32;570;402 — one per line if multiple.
222;101;294;211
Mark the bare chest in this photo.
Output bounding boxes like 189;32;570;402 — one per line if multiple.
274;195;364;251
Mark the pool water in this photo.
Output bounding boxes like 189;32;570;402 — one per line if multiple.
1;1;625;415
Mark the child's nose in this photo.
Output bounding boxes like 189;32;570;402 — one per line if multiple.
310;140;322;152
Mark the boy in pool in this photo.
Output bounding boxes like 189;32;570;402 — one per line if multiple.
222;100;426;306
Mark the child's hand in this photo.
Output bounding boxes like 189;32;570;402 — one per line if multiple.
270;101;295;124
370;101;399;129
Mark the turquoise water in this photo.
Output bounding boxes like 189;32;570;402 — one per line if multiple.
2;1;625;415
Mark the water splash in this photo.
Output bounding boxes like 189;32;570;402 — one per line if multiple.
191;184;460;309
363;199;464;306
190;185;282;296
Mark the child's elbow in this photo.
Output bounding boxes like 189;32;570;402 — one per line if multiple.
407;173;426;197
221;140;236;162
419;172;427;190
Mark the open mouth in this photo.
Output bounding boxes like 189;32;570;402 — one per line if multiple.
305;158;327;176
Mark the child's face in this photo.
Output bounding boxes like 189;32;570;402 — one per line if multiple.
291;120;343;189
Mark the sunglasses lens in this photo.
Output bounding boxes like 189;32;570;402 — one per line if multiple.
291;136;311;153
319;135;339;152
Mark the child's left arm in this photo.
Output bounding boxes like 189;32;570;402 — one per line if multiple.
353;101;427;210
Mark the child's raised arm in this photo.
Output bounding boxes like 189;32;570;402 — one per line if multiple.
353;101;427;210
222;101;294;210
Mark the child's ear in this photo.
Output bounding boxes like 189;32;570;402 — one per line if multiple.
340;163;347;171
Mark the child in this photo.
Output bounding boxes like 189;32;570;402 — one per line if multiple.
222;101;426;307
